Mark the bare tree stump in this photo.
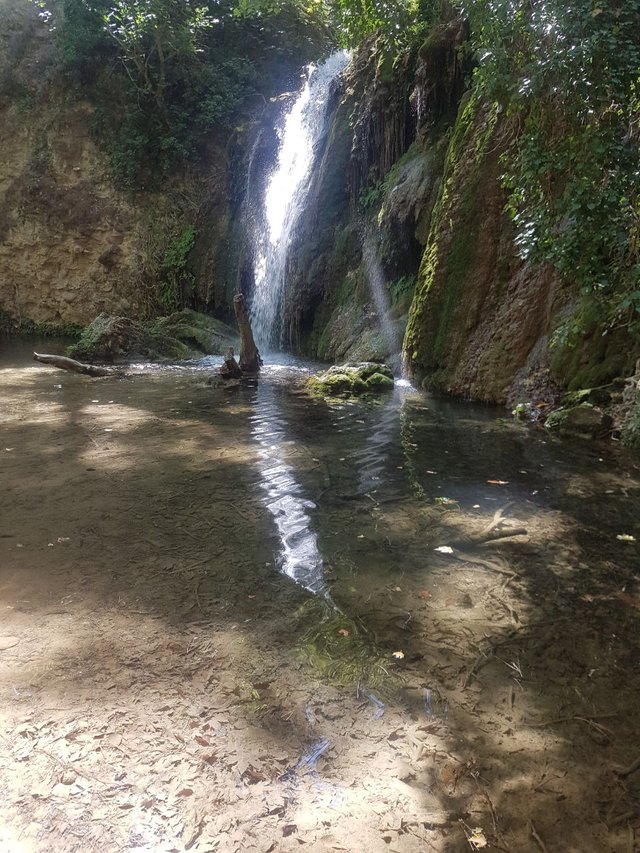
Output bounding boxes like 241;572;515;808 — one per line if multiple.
33;353;114;377
219;347;242;380
233;294;262;374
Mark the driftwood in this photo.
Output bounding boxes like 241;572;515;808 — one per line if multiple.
219;347;242;380
233;294;262;374
33;352;113;377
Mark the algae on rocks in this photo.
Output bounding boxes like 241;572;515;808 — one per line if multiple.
544;403;613;440
69;310;238;363
307;363;394;397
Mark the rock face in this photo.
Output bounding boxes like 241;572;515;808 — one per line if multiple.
306;363;394;397
0;2;238;330
282;30;637;413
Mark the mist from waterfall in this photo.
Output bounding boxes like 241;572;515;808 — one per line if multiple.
250;51;349;353
361;229;403;363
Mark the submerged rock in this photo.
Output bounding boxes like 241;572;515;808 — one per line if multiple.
545;403;613;439
307;362;394;397
68;310;238;363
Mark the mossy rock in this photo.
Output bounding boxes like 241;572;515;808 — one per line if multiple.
621;391;640;449
307;362;394;397
564;387;612;407
68;309;238;363
365;372;394;391
148;309;238;357
545;403;613;439
68;314;146;362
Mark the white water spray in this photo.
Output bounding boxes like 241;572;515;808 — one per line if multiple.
250;51;349;352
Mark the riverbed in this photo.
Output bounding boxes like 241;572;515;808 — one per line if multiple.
1;343;639;852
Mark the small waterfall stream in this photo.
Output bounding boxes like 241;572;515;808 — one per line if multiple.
250;51;349;353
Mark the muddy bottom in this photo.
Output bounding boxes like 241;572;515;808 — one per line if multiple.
1;343;639;852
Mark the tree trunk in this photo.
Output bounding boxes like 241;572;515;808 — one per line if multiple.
233;294;262;374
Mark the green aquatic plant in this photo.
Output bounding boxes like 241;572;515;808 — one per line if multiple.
295;599;396;692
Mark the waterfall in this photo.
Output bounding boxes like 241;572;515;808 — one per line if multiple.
250;51;349;353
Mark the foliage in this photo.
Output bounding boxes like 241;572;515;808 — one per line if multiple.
159;225;197;312
330;0;452;50
38;0;330;188
358;181;384;212
459;0;640;336
388;274;415;305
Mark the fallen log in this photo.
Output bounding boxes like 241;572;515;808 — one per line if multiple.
33;352;114;377
233;294;262;374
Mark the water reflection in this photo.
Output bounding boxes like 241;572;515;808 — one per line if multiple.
250;373;331;599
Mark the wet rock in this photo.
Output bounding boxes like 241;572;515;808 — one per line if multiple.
68;314;145;362
564;387;613;406
545;403;613;439
307;362;394;397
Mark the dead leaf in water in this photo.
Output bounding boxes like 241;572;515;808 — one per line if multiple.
487;480;509;485
466;827;488;848
338;629;349;637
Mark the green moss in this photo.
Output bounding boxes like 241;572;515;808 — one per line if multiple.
296;600;395;690
69;309;238;362
365;372;394;390
404;96;484;377
545;402;612;438
621;393;640;448
307;362;394;397
0;313;83;339
550;302;636;390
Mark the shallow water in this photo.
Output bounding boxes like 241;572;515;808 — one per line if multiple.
2;343;639;851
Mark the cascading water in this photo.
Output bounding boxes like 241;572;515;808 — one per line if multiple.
250;51;349;353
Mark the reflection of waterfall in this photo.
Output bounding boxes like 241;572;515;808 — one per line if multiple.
250;376;330;599
250;51;349;353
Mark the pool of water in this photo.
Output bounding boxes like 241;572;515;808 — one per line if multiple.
2;342;639;849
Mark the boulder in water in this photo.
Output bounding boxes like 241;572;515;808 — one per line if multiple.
68;310;239;363
307;362;394;397
545;403;613;439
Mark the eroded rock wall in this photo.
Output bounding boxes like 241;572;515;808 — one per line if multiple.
403;96;564;404
0;1;230;329
284;21;637;411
